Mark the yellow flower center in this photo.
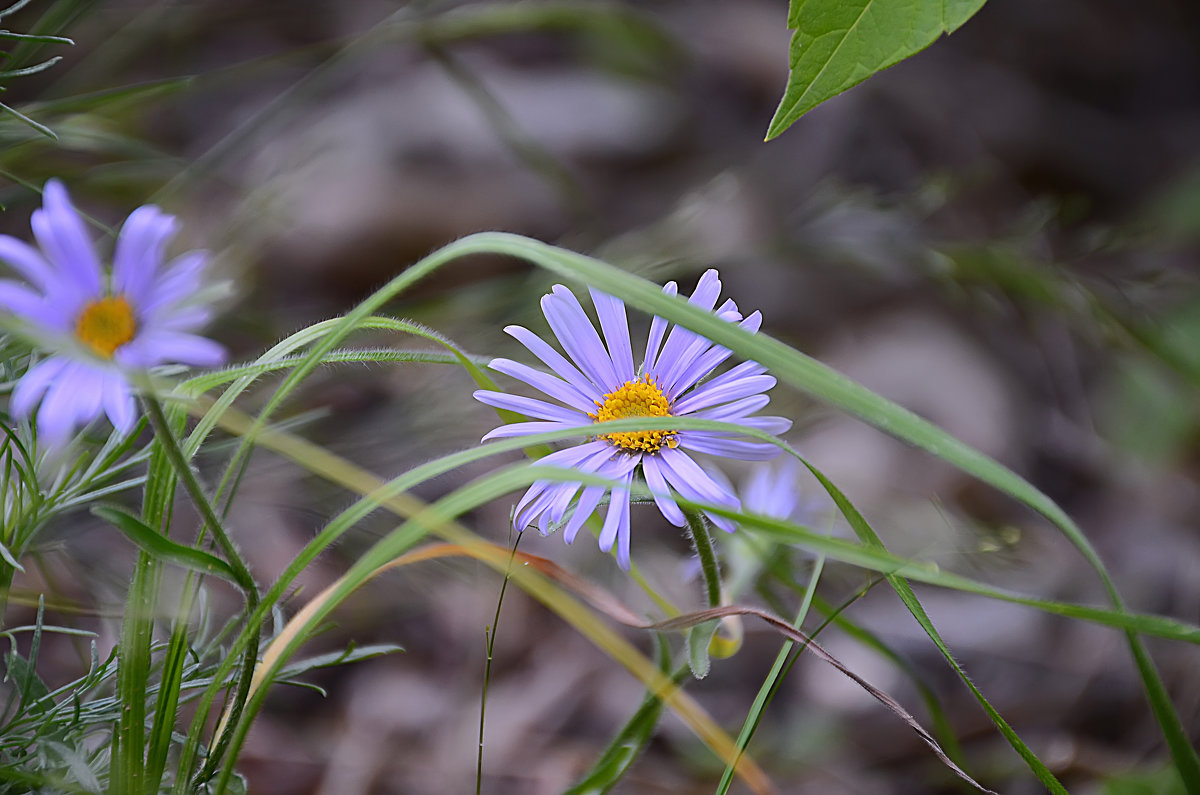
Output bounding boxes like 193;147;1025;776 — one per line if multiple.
589;375;678;453
75;295;137;358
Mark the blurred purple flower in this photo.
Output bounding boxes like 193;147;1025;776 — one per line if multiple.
742;455;827;526
0;180;225;445
742;456;803;520
474;269;790;569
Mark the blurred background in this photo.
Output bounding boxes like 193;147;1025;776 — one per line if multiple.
2;0;1199;792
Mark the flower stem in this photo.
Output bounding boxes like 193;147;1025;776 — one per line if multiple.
683;510;725;679
141;394;257;596
140;391;261;782
684;510;721;609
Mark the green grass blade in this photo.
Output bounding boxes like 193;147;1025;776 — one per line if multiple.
144;583;197;790
0;55;62;81
112;551;156;794
113;404;184;795
180;347;485;394
736;509;1200;643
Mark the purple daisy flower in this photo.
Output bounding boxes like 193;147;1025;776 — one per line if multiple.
0;180;225;445
474;270;790;569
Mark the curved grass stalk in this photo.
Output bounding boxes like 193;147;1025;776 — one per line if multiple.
207;231;1178;645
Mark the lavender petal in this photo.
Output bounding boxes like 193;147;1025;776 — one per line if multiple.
589;288;635;383
505;325;602;402
673;374;777;415
665;311;763;395
0;280;44;316
101;373;137;434
0;236;53;289
134;331;225;368
481;421;580;442
563;486;605;544
32;181;102;295
473;390;589;424
657;446;740;510
11;357;67;419
642;281;677;374
541;289;619;390
114;205;177;306
641;453;685;527
142;251;207;316
678;434;781;461
487;357;595;412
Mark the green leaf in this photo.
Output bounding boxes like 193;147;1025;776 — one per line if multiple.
767;0;987;139
92;505;239;584
4;0;83;71
942;0;988;32
15;77;194;122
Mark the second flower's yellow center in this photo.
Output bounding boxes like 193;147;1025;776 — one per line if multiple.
590;375;678;453
75;295;137;358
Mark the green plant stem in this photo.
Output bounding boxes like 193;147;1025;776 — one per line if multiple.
139;392;262;784
685;511;721;610
684;510;724;679
141;395;255;594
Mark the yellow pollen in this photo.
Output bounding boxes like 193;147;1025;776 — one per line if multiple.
75;295;137;358
589;374;678;453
